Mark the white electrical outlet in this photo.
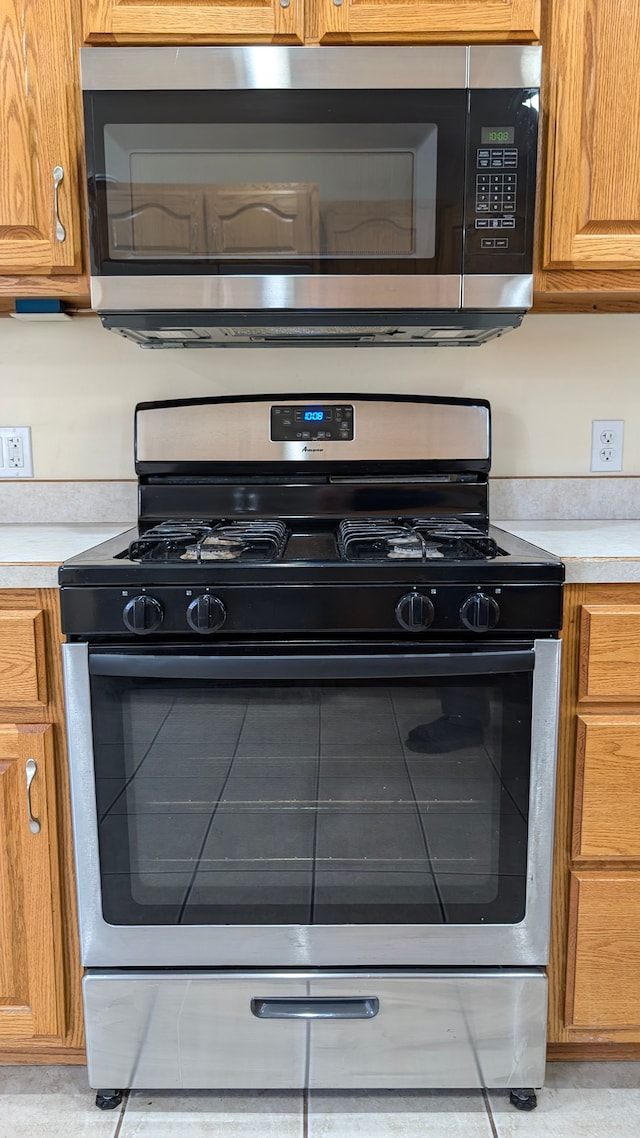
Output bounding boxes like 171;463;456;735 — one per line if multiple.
591;419;624;473
0;427;33;478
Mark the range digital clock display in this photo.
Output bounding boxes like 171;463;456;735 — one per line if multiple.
270;403;354;442
481;126;515;145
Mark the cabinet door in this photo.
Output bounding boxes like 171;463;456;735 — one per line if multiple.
82;0;303;44
578;605;640;702
543;0;640;270
0;725;65;1042
0;609;47;714
567;874;640;1030
0;0;82;276
308;0;539;45
573;716;640;859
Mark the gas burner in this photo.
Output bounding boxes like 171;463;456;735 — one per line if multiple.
338;518;506;563
127;519;289;563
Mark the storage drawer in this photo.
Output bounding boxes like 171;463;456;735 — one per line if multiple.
83;968;547;1090
568;874;640;1028
0;609;47;708
574;716;640;858
579;605;640;701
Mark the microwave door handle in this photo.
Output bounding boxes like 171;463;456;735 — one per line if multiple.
89;651;534;681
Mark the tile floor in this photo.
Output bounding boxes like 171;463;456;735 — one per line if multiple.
2;1063;639;1138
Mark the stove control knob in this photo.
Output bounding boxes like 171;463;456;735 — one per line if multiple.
460;592;500;633
395;591;435;632
186;594;226;634
123;595;164;635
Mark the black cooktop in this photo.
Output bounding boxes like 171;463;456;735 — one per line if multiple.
121;517;507;566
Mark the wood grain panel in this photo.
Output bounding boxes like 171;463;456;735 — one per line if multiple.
0;590;84;1064
543;0;640;269
567;873;640;1028
308;0;539;43
83;0;304;43
573;716;640;858
0;0;83;275
547;583;640;1052
579;605;640;701
0;610;47;708
0;725;64;1040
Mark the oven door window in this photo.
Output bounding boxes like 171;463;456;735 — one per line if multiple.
90;658;532;927
85;90;465;276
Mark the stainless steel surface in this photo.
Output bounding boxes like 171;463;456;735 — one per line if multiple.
63;637;561;969
469;46;542;89
135;397;490;465
91;275;462;313
250;997;379;1019
24;758;41;835
52;167;66;243
462;275;533;310
81;46;468;91
82;968;547;1090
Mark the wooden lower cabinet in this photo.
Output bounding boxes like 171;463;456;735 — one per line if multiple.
0;725;64;1042
548;583;640;1052
567;874;640;1031
0;592;83;1063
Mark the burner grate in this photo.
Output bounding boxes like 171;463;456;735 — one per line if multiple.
338;518;505;562
128;519;289;563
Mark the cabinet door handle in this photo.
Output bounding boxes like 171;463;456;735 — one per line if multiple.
25;759;41;835
53;166;66;243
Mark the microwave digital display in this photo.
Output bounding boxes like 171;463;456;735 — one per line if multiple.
480;126;515;145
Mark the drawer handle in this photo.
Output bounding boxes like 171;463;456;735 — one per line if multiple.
251;997;379;1020
25;758;41;835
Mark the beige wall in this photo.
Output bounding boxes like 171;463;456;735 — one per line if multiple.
1;312;639;480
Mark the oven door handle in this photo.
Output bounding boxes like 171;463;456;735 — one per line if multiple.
88;650;534;680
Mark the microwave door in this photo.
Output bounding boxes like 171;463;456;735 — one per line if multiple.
84;80;466;311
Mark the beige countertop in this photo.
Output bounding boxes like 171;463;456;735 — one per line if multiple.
0;524;130;588
494;520;640;583
0;521;640;588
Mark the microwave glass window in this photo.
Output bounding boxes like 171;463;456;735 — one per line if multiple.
103;123;437;261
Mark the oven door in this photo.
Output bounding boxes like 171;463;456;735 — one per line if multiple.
63;639;560;969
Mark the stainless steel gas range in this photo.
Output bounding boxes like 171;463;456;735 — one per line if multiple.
59;394;563;1112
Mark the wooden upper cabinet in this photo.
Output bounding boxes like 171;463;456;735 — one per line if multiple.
308;1;540;44
0;1;83;276
0;725;65;1042
82;0;304;44
543;0;640;270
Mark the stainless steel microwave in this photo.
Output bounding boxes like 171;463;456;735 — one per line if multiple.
81;45;541;348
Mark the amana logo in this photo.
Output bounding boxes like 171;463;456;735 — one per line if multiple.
302;446;324;453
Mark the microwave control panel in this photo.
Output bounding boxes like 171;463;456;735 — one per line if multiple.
464;88;538;274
